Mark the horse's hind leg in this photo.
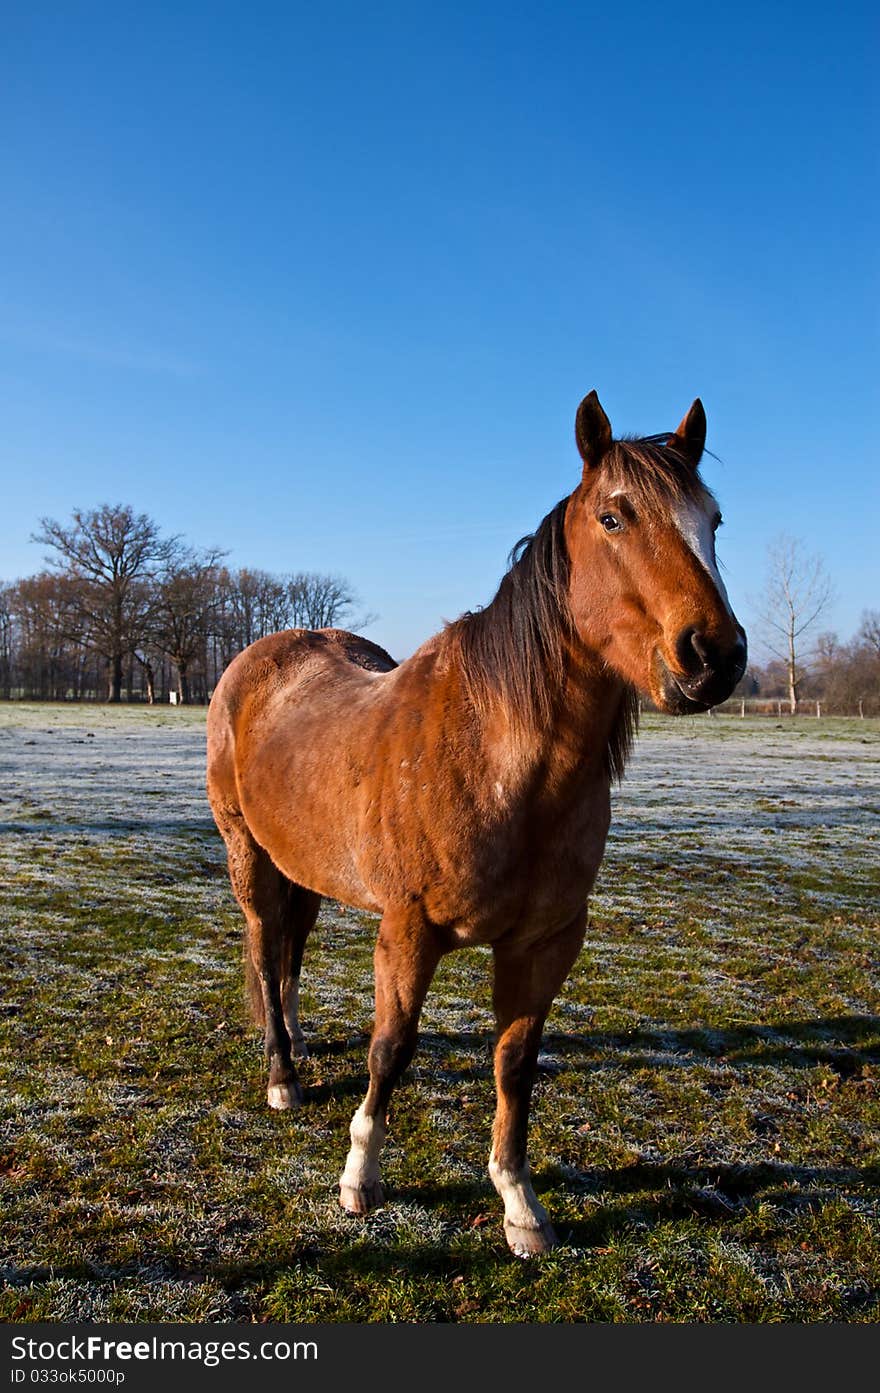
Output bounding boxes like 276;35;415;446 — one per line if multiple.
489;912;587;1257
339;908;442;1214
281;885;321;1059
218;812;303;1110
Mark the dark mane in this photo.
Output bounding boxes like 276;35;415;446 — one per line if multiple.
445;434;707;780
446;496;638;781
449;496;572;731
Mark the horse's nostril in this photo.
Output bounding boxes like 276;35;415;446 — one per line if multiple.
690;630;712;668
675;626;711;675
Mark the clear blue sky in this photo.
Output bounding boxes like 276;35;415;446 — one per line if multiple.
2;1;877;660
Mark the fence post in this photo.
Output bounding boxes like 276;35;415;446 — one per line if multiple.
816;701;821;719
859;700;864;719
741;699;746;718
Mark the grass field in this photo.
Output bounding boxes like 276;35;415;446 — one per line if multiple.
1;703;878;1323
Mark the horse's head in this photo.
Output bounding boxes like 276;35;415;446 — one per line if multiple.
566;390;747;714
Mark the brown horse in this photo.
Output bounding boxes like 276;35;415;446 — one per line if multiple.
206;391;746;1257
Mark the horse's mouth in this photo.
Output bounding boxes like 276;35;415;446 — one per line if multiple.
670;677;714;712
667;678;714;715
653;652;734;715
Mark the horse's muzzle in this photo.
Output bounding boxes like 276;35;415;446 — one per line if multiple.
656;627;748;713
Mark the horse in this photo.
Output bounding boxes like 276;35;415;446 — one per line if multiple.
206;390;747;1257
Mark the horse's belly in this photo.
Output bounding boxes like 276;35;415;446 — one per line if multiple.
244;790;383;912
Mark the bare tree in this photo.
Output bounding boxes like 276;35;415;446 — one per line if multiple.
215;567;374;655
858;610;880;659
0;585;13;699
33;505;176;701
11;572;93;699
754;535;834;714
221;568;287;650
132;648;158;705
149;545;227;704
286;571;375;631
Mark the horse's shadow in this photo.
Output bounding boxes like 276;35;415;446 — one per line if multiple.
386;1150;880;1259
7;1145;878;1294
300;1014;880;1104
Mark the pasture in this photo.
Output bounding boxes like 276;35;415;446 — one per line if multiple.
1;703;878;1322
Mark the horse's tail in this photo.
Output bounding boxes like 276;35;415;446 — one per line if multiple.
206;666;274;1031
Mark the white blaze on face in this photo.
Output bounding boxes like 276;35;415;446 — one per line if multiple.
673;495;735;619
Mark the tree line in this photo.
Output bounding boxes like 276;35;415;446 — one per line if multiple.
0;504;369;703
1;508;876;715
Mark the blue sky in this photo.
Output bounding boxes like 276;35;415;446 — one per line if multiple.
2;2;877;660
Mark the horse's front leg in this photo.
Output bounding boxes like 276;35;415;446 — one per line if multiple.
339;908;442;1215
489;913;587;1257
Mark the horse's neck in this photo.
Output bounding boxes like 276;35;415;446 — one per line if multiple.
480;642;628;795
545;644;628;780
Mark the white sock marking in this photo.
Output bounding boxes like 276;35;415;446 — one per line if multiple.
489;1152;549;1232
340;1103;386;1193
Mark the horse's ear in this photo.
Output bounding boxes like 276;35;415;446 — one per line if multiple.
575;391;613;471
668;398;706;467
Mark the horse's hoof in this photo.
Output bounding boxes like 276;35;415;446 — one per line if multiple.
504;1220;558;1258
267;1081;301;1110
291;1036;310;1060
339;1181;385;1215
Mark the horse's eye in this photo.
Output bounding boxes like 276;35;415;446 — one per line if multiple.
713;512;723;531
599;513;622;533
